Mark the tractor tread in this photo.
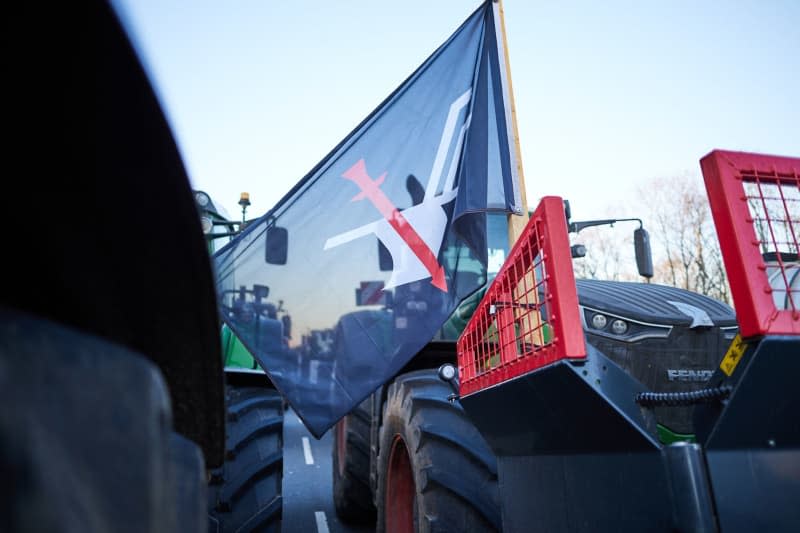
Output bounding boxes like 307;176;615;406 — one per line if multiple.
226;416;282;459
227;395;283;422
376;370;500;532
333;400;377;523
208;387;283;533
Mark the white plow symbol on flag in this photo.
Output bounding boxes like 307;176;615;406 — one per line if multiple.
323;89;472;292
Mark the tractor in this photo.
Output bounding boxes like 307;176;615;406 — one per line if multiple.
332;153;797;533
330;204;738;531
193;190;289;531
454;150;800;532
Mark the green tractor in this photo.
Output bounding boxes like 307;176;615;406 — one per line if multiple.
193;190;289;531
193;189;293;372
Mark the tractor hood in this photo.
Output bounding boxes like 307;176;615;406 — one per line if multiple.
576;279;737;328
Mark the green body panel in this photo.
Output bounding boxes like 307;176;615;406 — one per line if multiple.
439;288;485;340
440;290;554;344
657;423;696;444
436;212;511;341
221;324;258;369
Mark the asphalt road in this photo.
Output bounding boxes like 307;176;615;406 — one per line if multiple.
283;408;376;533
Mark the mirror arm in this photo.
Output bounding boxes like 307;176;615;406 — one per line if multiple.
207;231;240;238
569;217;644;234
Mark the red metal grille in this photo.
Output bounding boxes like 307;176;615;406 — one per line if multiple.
457;196;586;396
700;150;800;337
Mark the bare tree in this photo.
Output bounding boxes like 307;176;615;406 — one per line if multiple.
567;174;731;304
637;174;731;304
571;225;639;282
745;180;800;256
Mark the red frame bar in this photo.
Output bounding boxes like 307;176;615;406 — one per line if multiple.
457;196;586;396
700;149;800;338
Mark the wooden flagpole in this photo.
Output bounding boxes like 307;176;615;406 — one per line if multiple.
495;0;530;245
494;0;544;347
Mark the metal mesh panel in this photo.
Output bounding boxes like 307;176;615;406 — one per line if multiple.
701;150;800;337
457;196;586;396
743;175;800;312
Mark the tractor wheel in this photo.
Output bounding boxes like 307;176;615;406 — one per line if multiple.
208;386;283;532
333;399;376;523
376;370;500;533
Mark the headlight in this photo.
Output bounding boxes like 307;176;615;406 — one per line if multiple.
438;363;457;382
591;313;607;329
200;216;213;234
611;319;628;335
195;191;210;207
581;306;672;342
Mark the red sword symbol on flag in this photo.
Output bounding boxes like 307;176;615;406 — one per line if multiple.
343;159;448;292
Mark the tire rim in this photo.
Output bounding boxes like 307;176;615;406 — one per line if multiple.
385;434;415;533
335;417;348;477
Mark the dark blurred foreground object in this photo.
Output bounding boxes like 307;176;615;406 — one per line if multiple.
1;1;229;531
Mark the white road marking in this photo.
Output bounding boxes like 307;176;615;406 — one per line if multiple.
315;511;330;533
302;436;314;465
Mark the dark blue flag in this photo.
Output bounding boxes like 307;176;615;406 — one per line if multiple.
214;1;522;437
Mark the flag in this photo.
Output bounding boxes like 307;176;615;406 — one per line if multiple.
214;1;521;437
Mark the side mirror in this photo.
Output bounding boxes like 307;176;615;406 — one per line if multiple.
634;228;654;279
563;199;572;223
265;226;288;265
253;284;269;301
570;244;587;259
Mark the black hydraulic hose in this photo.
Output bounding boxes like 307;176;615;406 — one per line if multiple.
635;385;733;407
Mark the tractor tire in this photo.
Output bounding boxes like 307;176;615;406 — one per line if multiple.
333;399;376;523
208;386;284;533
376;370;500;533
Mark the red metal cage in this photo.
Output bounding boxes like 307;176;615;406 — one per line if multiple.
457;196;586;396
701;150;800;338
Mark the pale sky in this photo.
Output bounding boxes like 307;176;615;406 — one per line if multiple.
113;0;798;222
